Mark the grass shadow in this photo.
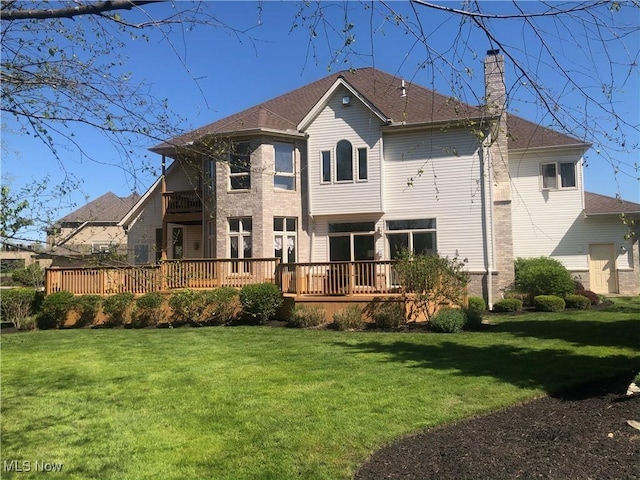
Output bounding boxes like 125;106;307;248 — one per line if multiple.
331;339;639;397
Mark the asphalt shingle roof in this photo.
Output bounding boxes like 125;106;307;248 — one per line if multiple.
584;191;640;215
59;192;140;224
153;67;584;153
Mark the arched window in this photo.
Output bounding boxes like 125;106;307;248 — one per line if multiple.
336;140;353;181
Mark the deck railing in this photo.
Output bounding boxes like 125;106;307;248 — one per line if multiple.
276;260;400;296
45;259;405;297
45;258;280;295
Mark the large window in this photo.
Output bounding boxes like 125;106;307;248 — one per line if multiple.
541;162;576;190
274;217;297;263
229;142;251;190
336;140;353;181
274;143;295;190
387;219;436;259
328;222;376;261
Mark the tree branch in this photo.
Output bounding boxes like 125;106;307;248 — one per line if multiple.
0;0;163;21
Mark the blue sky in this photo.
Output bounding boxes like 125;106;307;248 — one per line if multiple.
2;1;638;241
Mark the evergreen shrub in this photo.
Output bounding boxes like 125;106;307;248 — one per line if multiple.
492;298;523;313
533;294;566;312
564;294;591;310
239;283;283;323
37;291;75;329
430;307;466;333
465;296;486;329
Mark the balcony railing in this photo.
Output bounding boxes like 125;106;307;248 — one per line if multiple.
163;191;202;214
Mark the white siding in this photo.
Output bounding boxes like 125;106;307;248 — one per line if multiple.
305;86;384;215
510;150;588;269
383;129;487;270
166;160;200;191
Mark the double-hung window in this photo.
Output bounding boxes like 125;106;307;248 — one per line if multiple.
229;142;251;190
541;162;576;190
274;217;297;263
274;143;295;190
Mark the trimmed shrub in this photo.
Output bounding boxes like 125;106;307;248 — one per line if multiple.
1;288;38;329
168;289;208;324
332;305;363;331
288;305;326;328
37;291;75;329
133;292;165;328
465;296;486;329
430;307;466;333
564;294;591;310
102;292;135;326
533;294;566;312
493;298;523;313
201;287;241;325
73;295;102;327
371;300;406;329
239;283;283;324
514;257;574;297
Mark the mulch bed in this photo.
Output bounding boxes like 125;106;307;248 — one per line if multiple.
355;374;640;480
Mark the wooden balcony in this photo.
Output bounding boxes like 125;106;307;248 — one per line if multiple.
163;190;203;224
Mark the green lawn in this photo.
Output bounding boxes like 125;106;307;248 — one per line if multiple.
1;297;639;480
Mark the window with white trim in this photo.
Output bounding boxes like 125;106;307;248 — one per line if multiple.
386;219;436;259
274;143;295;190
321;142;369;184
357;147;368;181
541;162;576;190
274;217;297;263
229;142;251;190
321;150;331;183
229;217;252;273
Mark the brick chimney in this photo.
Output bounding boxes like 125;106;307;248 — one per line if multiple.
484;50;514;297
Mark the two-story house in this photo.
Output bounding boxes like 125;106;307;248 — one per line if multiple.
124;51;639;304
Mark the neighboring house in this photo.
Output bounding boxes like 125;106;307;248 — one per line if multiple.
47;192;140;267
0;242;52;274
125;51;639;303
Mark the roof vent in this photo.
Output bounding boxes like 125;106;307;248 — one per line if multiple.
399;79;406;98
